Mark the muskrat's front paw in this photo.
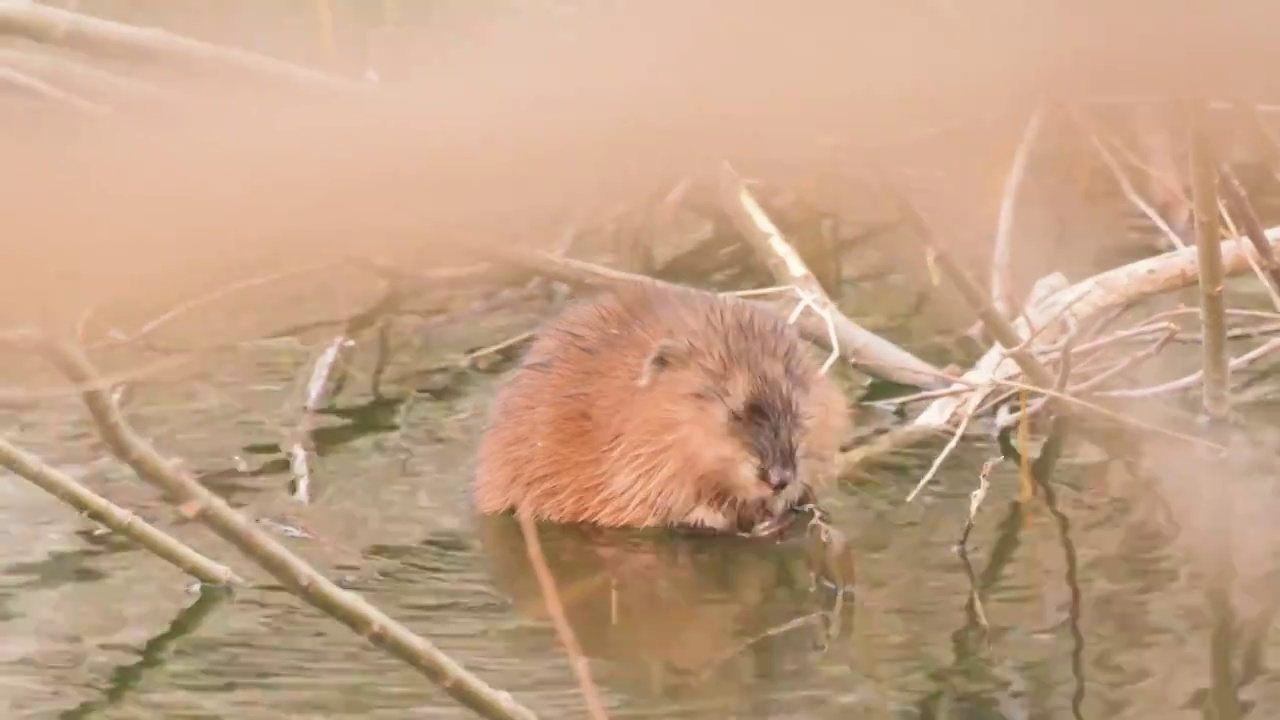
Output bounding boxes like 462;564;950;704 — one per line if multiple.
742;507;801;538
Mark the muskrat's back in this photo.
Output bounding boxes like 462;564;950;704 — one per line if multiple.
472;282;850;532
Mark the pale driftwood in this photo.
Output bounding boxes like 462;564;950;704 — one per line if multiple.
0;66;106;113
718;162;944;389
0;434;243;586
0;3;351;92
912;224;1280;433
35;337;539;720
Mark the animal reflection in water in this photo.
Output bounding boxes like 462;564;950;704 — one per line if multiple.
476;512;855;696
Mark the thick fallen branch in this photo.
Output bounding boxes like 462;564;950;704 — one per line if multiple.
0;434;242;586
29;335;539;720
0;2;352;92
718;162;943;388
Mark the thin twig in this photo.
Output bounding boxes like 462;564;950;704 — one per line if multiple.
991;106;1045;319
1098;337;1280;400
0;435;242;586
905;397;982;502
1219;165;1280;292
1070;326;1179;394
1075;109;1186;250
0;2;352;92
0;47;164;105
0;65;107;114
517;513;610;720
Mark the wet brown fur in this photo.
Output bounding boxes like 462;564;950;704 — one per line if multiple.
472;283;850;532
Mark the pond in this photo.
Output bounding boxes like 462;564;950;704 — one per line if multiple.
3;292;1279;720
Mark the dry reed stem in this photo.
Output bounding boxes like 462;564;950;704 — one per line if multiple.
0;2;351;92
991;106;1045;319
1189;103;1230;419
0;65;106;113
517;513;610;720
718;162;943;388
0;434;242;586
34;336;539;720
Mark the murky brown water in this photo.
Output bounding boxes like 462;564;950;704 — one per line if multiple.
4;299;1280;720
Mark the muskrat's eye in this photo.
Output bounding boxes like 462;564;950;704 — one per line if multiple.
741;399;768;425
689;387;727;406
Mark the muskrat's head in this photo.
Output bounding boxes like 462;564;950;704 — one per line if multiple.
632;304;839;507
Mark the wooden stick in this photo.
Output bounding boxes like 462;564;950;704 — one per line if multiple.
718;162;944;388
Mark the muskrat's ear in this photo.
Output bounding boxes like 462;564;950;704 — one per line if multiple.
637;339;689;387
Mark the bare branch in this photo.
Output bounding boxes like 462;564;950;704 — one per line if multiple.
0;65;107;113
718;162;944;388
991;106;1045;319
0;434;242;586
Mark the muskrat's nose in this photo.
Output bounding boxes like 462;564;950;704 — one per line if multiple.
766;466;796;492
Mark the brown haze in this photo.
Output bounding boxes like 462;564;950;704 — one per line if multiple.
5;2;1280;332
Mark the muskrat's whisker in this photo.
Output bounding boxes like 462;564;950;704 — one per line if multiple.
726;285;798;299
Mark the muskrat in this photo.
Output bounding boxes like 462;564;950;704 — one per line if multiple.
471;282;851;533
